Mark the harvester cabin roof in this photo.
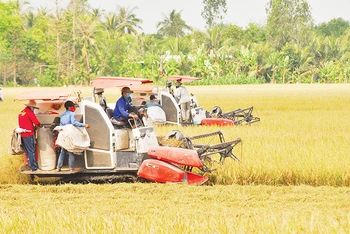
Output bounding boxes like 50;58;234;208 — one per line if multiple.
91;77;153;88
16;89;73;101
167;76;201;83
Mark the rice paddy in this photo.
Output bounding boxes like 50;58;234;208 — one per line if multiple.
0;84;349;233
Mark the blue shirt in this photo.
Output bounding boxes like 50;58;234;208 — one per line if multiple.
114;96;131;119
60;110;85;127
146;101;162;109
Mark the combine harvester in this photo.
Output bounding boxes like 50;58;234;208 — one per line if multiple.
125;75;260;126
16;77;241;185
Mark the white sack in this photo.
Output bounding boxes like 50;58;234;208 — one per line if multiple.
54;124;90;154
147;106;166;125
37;127;56;171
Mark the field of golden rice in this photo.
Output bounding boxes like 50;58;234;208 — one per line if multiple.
0;84;349;233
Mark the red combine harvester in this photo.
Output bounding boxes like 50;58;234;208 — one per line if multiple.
16;77;242;185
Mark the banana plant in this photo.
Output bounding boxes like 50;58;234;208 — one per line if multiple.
318;61;340;83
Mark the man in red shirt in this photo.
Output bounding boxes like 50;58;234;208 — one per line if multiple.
18;100;42;171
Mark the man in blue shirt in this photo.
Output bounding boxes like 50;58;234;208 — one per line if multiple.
56;101;90;172
113;87;139;124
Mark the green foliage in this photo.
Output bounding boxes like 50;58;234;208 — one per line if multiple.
23;32;41;61
315;18;350;37
116;6;143;35
201;0;227;28
37;66;60;86
222;24;243;39
157;10;192;38
266;0;313;48
244;23;266;43
0;1;349;86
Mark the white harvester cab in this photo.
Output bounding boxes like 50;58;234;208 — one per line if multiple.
82;99;158;170
18;77;160;179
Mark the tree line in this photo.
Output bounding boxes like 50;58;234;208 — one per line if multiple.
0;0;349;87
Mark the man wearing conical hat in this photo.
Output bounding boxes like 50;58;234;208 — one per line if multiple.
18;100;42;171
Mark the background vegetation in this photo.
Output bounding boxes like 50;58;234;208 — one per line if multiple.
0;84;349;233
1;0;350;87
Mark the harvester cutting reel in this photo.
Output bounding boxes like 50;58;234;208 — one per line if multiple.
164;130;242;173
182;131;242;172
208;106;260;125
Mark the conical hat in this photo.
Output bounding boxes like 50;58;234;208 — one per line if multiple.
24;100;39;109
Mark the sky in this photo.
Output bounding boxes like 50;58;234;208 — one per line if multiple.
28;0;350;34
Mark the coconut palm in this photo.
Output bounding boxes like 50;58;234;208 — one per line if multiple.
37;6;50;17
23;6;51;29
103;13;119;32
23;11;36;28
157;10;192;38
9;0;30;17
116;6;143;35
76;16;98;75
90;7;104;21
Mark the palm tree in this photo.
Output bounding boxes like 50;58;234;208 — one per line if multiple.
23;11;36;28
103;13;123;39
9;0;30;18
103;13;119;31
116;6;143;35
90;7;104;21
157;10;192;38
23;6;51;29
37;6;50;17
76;16;98;76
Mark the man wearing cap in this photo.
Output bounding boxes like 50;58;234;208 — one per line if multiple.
146;95;162;108
18;100;42;171
173;81;191;123
95;88;107;111
113;87;139;125
56;101;90;172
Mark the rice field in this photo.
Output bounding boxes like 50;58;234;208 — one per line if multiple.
0;84;349;233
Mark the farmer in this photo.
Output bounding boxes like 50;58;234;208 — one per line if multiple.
18;100;42;171
95;87;107;112
144;95;166;126
56;101;90;172
173;81;191;123
113;87;140;126
145;95;162;109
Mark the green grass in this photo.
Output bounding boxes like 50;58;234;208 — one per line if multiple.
0;85;349;233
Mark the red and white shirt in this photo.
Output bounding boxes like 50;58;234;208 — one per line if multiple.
18;106;41;137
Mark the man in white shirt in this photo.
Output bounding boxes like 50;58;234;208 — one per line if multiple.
173;81;191;123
